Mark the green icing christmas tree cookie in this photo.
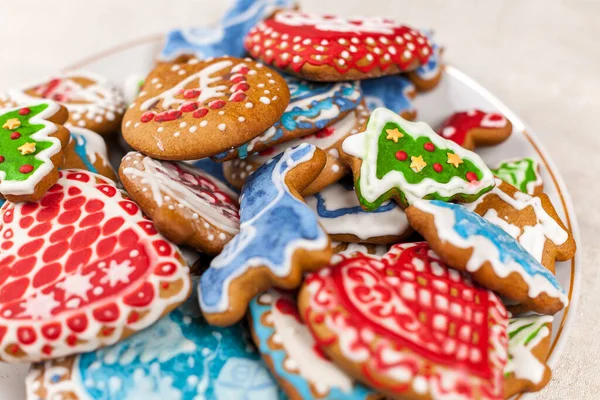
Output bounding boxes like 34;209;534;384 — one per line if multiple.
492;157;543;195
0;101;70;202
341;107;495;210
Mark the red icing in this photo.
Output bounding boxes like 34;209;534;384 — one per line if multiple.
433;163;443;173
274;296;302;324
466;171;478;182
437;109;508;146
19;165;34;174
18;108;31;116
0;170;188;361
424;142;435;152
10;132;21;140
303;242;507;399
245;11;432;75
395;151;407;161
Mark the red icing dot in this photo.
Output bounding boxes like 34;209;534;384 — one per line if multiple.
43;242;68;262
0;156;4;163
66;334;77;346
66;249;92;274
93;303;120;323
64;196;86;210
11;257;36;276
33;263;62;288
424;142;435;152
17;327;36;345
181;101;198;113
50;226;75;243
433;163;443;173
0;277;29;302
103;217;125;236
18;239;44;257
395;151;408;161
183;89;201;99
193;107;209;119
140;112;155;123
42;345;53;355
67;314;88;333
29;222;52;237
19;216;34;229
71;227;101;251
153;240;172;256
96;236;117;257
229;91;247;102
84;199;104;213
19;165;33;174
67;171;90;182
208;99;226;109
118;228;139;248
124;282;155;307
10;132;21;140
41;322;61;340
18;108;31;116
466;171;478;182
155;262;176;276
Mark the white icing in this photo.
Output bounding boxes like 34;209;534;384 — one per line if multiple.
505;315;553;384
275;11;402;35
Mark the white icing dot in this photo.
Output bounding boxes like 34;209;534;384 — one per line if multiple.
93;287;104;296
332;164;340;173
151;78;159;84
134;122;140;128
189;126;198;133
245;102;254;109
173;131;180;137
200;121;208;127
238;116;245;122
218;123;226;131
258;83;265;88
157;127;164;133
125;121;131;128
218;111;225;115
218;233;227;240
259;97;271;105
208;234;215;241
263;89;270;94
179;122;187;128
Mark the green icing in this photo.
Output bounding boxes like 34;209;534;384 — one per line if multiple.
0;103;55;182
491;158;539;194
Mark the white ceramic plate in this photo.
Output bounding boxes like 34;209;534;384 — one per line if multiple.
0;37;581;400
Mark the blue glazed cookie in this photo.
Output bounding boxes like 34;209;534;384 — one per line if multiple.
361;75;416;120
160;0;296;62
249;289;376;400
199;144;331;326
214;75;362;160
26;283;283;400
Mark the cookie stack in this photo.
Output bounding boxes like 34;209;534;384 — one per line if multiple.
0;1;576;400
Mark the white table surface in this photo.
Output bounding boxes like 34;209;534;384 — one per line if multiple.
0;0;597;398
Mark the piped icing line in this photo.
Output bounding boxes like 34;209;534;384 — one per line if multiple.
67;125;113;175
0;101;63;196
491;157;543;195
160;0;296;61
121;152;240;235
306;180;410;241
0;170;191;362
245;11;433;74
301;242;508;399
464;178;568;263
199;143;330;315
214;77;362;160
411;199;568;307
4;70;125;130
505;315;553;385
330;242;388;264
362;74;416;118
249;290;374;399
342;107;495;210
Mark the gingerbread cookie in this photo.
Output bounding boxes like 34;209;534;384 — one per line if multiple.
27;279;282;400
0;102;70;202
213;76;362;161
341;107;495;210
362;74;416;120
1;71;126;136
437;109;512;150
406;199;568;315
198;144;331;326
492;157;543;195
299;242;508;399
223;103;369;194
249;289;377;400
188;157;240;192
122;57;290;160
464;179;575;274
306;180;411;244
330;242;388;263
245;11;433;81
405;30;443;91
0;170;190;362
160;0;296;61
504;315;553;398
63;126;116;181
120;152;240;255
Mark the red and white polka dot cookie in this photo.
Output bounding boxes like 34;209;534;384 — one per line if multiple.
245;11;433;81
0;170;190;362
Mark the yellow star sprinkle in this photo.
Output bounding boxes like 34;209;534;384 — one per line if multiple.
385;128;404;143
3;118;21;130
447;153;464;168
18;142;36;155
410;155;427;173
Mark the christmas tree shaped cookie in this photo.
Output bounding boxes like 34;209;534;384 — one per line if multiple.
492;157;543;195
341;107;495;210
0;101;70;202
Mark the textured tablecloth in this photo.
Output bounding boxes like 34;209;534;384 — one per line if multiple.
0;0;597;398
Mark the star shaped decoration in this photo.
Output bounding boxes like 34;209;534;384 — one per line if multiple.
385;128;404;143
410;155;427;173
3;118;21;130
447;153;464;168
18;142;36;155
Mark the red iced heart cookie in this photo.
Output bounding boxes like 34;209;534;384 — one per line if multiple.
299;242;508;399
0;170;190;362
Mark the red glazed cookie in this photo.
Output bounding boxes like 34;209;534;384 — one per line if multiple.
0;170;191;362
122;57;290;160
223;103;369;194
245;11;433;81
437;109;512;150
299;242;508;399
0;71;126;136
119;152;240;255
0;101;70;202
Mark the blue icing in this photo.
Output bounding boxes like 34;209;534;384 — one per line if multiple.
361;75;415;116
199;144;328;313
215;77;362;160
249;292;374;400
427;200;565;293
160;0;295;61
74;290;284;400
191;158;240;193
414;30;442;80
314;183;396;218
70;131;98;173
0;199;5;208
